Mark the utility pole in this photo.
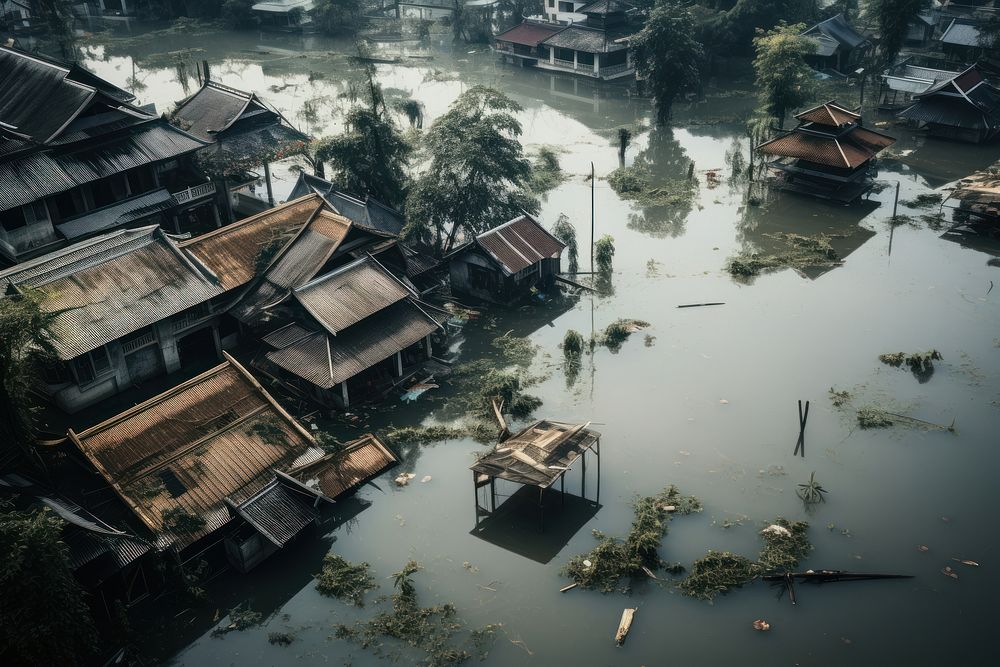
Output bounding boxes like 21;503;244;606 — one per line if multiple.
590;161;595;275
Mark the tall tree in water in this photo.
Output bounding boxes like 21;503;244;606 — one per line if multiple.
632;1;704;125
864;0;930;70
1;502;97;665
404;86;539;253
752;22;815;127
315;68;411;209
0;289;55;465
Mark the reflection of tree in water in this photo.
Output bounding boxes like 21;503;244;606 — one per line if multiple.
621;127;697;239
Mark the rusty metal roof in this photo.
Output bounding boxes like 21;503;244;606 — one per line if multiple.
471;421;601;488
286;433;398;498
180;194;324;290
293;256;412;335
266;300;446;389
67;356;319;550
0;226;225;360
494;21;565;47
264;209;352;289
470;215;566;275
228;480;318;547
795;101;860;127
262;322;317;349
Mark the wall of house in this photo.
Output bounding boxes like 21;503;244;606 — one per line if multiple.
449;251;502;303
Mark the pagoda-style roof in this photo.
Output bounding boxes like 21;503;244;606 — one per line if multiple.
795;101;861;128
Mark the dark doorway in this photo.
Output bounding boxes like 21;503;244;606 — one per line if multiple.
176;327;219;371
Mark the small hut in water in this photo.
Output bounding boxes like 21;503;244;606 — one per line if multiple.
756;101;895;202
898;65;1000;144
471;418;601;530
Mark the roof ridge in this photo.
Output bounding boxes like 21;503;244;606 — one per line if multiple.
0;226;155;282
179;193;321;247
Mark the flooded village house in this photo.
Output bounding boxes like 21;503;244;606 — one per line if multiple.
0;46;223;265
898;65;1000;144
756;101;896;202
66;355;396;569
447;214;566;304
494;1;636;81
169;72;310;221
800;14;871;75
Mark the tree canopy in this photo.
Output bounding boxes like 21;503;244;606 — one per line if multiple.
315;69;412;209
1;502;97;665
633;1;705;125
864;0;930;70
701;0;815;56
0;289;56;464
404;86;539;253
752;22;816;126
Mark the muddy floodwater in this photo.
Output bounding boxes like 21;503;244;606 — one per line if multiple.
79;26;1000;666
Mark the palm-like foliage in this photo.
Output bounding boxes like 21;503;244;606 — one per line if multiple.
796;472;828;504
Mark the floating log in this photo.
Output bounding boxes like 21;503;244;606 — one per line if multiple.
615;608;636;646
763;570;913;583
677;302;725;308
559;583;578;593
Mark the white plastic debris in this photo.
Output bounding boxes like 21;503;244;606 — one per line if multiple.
761;524;791;537
421;475;433;483
394;473;416;487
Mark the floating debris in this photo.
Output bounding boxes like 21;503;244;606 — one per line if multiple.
726;233;842;278
316;555;377;607
879;350;942;373
268;631;295;646
491;333;538;367
562;486;702;592
951;558;979;567
395;472;416;487
615;608;636;646
857;406;894;429
796;472;828;504
211;603;262;637
941;566;959;580
752;619;771;631
829;387;851;407
900;193;943;209
918;545;929;552
599;319;650;352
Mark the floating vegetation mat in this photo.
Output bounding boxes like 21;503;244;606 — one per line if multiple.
598;319;650;352
316;555;377;607
562;486;702;593
857;405;894;429
726;233;842;278
829;387;851;407
452;361;543;420
490;333;538;367
900;193;943;209
879;350;942;373
608;164;698;208
385;423;497;446
211;603;262;638
680;518;811;601
334;561;497;667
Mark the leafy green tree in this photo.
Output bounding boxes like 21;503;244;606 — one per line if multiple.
1;502;97;665
864;0;929;70
495;0;542;31
0;289;55;463
633;2;705;125
404;86;539;253
315;69;411;209
311;0;361;34
701;0;815;56
221;0;257;27
752;22;815;126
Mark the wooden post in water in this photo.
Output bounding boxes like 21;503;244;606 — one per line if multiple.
590;161;595;275
892;181;900;217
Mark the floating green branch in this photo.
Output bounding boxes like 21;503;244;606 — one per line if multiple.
211;603;263;637
316;554;377;607
828;387;851;407
857;406;894;429
599;319;650;352
562;486;702;592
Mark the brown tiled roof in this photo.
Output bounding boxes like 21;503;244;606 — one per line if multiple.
0;226;224;360
293;256;411;335
67;355;319;550
285;433;398;498
180;194;323;290
756;125;895;169
266;300;446;389
473;215;566;275
795;101;860;127
494;21;564;47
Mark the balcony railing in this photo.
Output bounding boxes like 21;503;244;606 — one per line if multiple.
121;330;157;355
171;304;212;333
598;62;632;77
172;181;217;206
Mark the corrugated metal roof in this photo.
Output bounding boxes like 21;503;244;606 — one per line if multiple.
578;0;631;14
215;123;309;163
805;33;840;57
266;300;444;388
0;226;225;359
265;209;352;289
287;433;398;498
231;480;317;546
56;187;176;240
472;421;601;488
899;96;993;129
495;22;565;47
180;194;323;290
293;173;405;237
795;101;860;127
472;215;566;275
940;20;981;48
541;25;628;53
293;256;411;335
802;13;868;50
68;358;318;550
262;322;317;349
171;81;255;142
0;120;206;212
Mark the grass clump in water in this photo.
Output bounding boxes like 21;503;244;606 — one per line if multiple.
563;329;584;357
857;405;894;429
726;233;841;278
598;319;650;352
268;631;295;646
490;333;537;367
385;423;497;446
452;362;542;420
608;164;697;208
562;486;702;592
680;518;811;600
335;561;496;666
595;234;615;275
552;214;578;273
211;603;263;637
879;350;942;373
316;554;377;607
829;387;851;407
900;193;943;209
531;147;565;195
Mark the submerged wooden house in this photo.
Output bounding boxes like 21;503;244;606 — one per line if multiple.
447;215;566;304
756;101;896;202
0;45;220;264
898;65;1000;143
801;14;871;74
945;163;1000;224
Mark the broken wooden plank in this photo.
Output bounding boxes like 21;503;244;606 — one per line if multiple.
559;582;578;593
641;566;658;580
676;302;725;308
615;608;636;646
